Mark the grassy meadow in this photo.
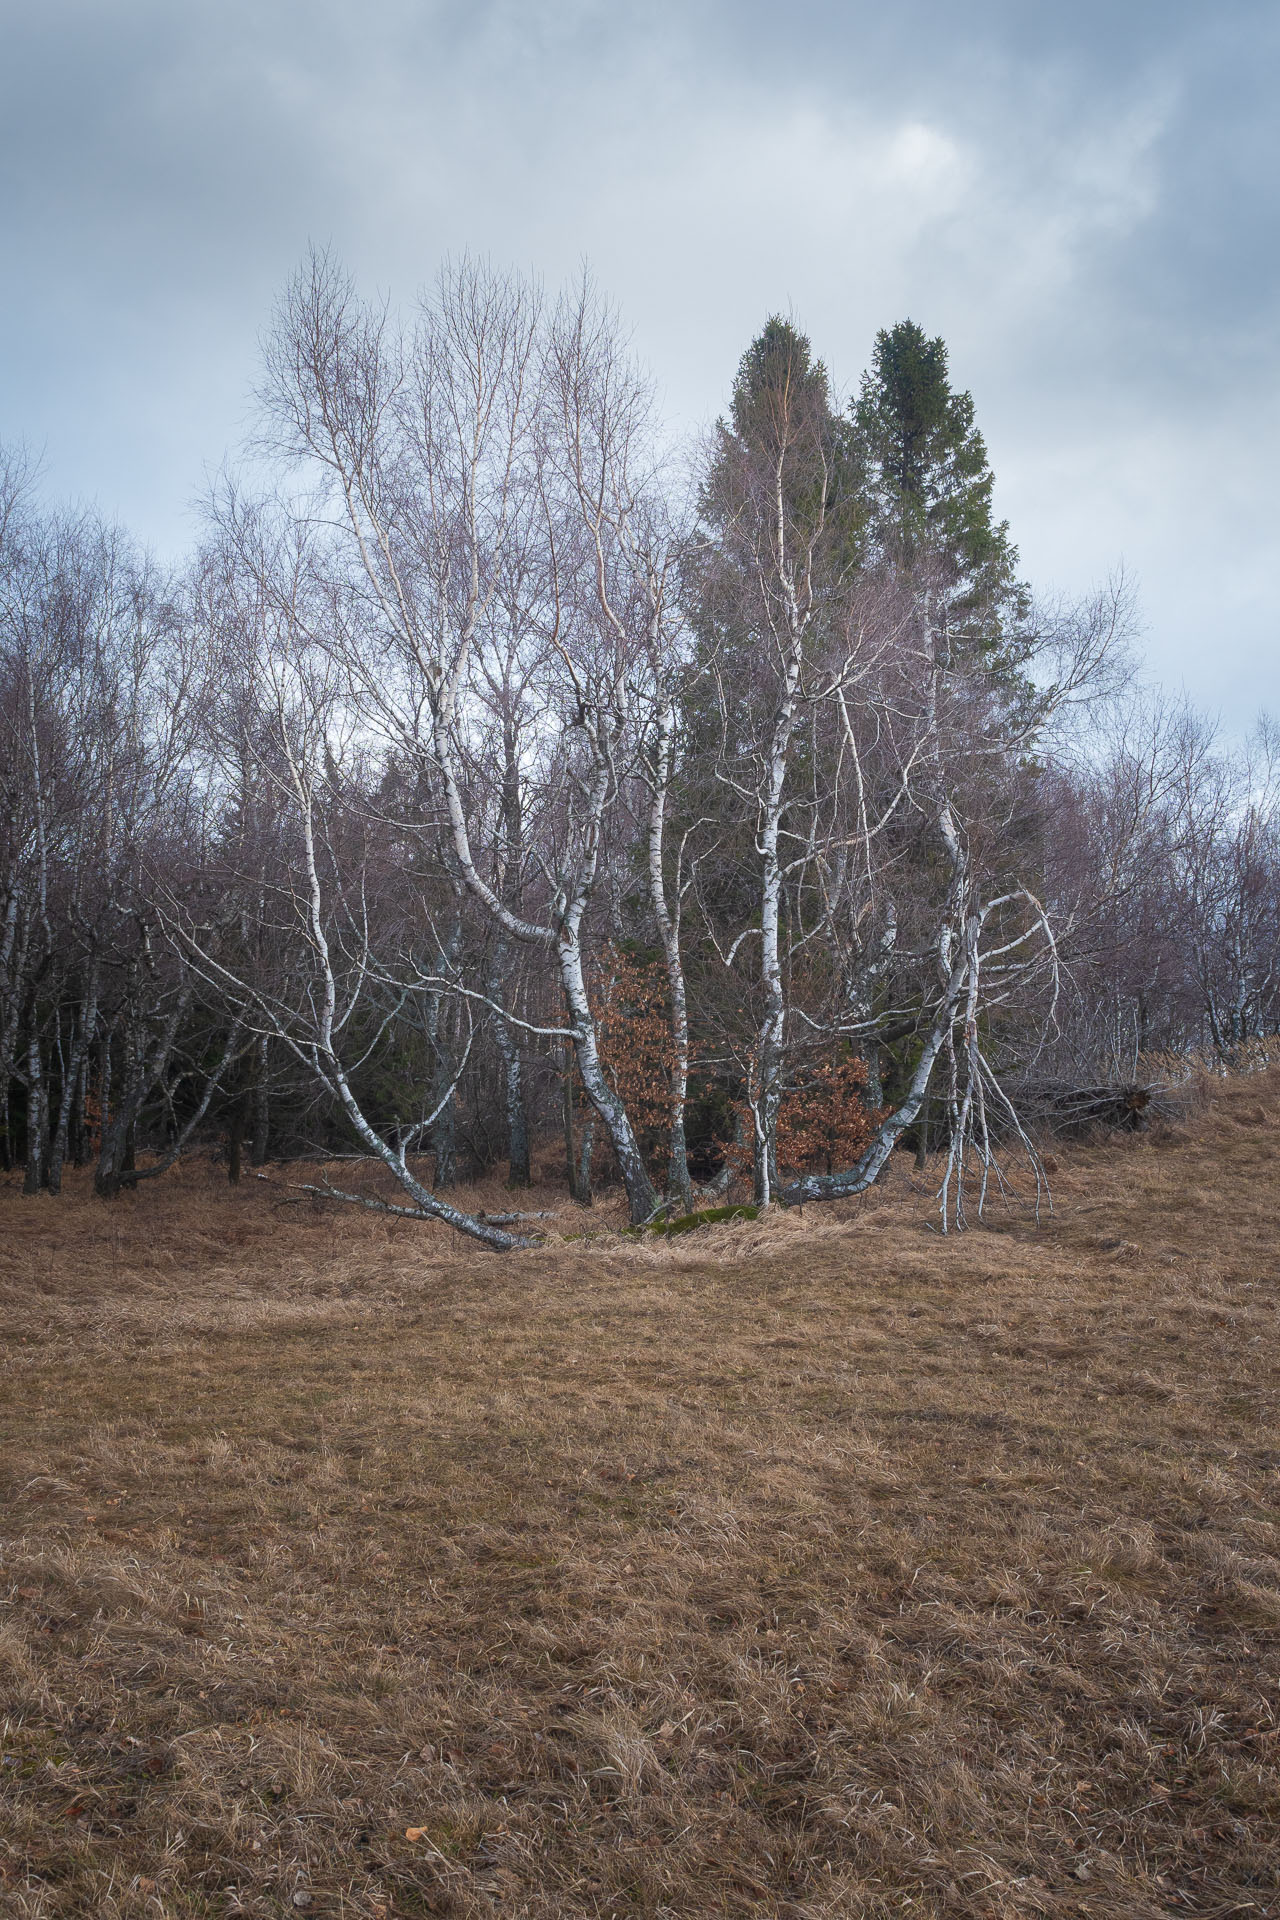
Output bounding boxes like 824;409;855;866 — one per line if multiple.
2;1077;1278;1917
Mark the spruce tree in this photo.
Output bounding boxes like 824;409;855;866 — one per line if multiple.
851;319;1026;659
691;318;863;707
720;317;850;539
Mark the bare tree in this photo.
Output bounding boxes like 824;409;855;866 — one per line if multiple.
242;253;664;1222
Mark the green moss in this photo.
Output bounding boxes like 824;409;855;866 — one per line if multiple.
624;1203;760;1239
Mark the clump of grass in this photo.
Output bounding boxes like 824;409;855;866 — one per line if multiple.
1;1073;1278;1916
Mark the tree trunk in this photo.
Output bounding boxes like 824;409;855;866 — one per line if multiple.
47;1036;77;1195
646;697;693;1213
425;925;462;1188
434;688;656;1222
96;1021;144;1198
914;1100;929;1172
70;1045;91;1165
227;1097;246;1184
488;946;530;1187
22;1019;47;1195
48;981;96;1195
750;589;805;1205
754;729;794;1203
505;1045;530;1187
783;769;975;1208
577;1117;596;1203
95;985;193;1197
431;1074;457;1187
563;1046;586;1203
557;935;654;1221
250;1034;270;1165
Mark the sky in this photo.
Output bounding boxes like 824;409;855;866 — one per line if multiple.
1;0;1276;728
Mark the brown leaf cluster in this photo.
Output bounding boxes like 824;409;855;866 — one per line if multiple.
726;1054;883;1179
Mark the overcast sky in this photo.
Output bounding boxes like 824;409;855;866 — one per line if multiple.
2;0;1275;726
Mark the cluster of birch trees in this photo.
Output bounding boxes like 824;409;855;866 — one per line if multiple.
2;258;1276;1242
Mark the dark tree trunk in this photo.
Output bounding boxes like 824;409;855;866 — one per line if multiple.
70;1046;91;1165
505;1046;530;1187
250;1035;269;1166
22;1019;47;1195
95;1020;145;1198
48;991;95;1195
227;1097;246;1184
577;1118;595;1204
426;927;462;1189
562;1049;588;1204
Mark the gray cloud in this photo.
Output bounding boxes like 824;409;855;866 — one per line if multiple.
2;0;1275;724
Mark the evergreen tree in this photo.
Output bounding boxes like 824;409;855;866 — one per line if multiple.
852;319;1026;657
689;319;863;736
680;318;852;899
720;318;850;532
712;317;866;583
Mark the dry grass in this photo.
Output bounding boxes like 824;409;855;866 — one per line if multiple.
2;1081;1279;1918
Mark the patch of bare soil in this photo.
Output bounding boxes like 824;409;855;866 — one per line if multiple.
2;1077;1278;1917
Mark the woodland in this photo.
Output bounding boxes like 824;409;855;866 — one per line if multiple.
2;256;1277;1245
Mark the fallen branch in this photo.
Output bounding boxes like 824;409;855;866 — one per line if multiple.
295;1180;541;1249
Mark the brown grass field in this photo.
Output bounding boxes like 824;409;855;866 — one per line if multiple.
2;1077;1278;1918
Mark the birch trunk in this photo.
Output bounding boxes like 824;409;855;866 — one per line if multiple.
647;697;693;1211
753;622;804;1205
425;924;462;1188
488;945;530;1187
283;770;536;1251
22;1016;47;1194
557;931;653;1218
432;696;657;1222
